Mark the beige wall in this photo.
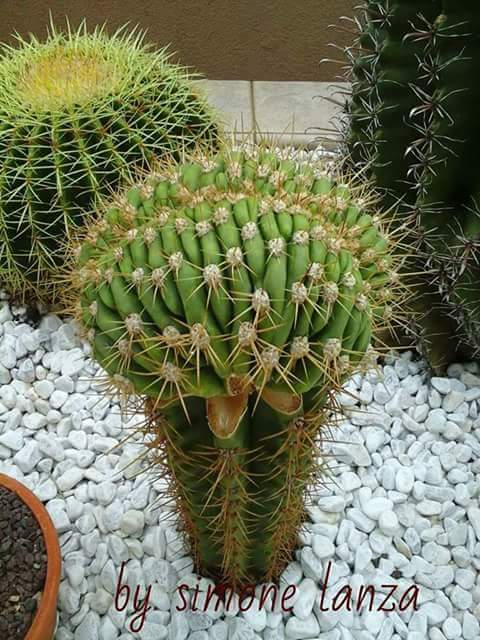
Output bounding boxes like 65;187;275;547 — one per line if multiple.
0;0;356;80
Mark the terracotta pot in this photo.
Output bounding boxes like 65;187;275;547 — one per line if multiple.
0;473;61;640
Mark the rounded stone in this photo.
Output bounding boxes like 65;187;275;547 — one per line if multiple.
120;509;145;536
378;510;399;536
442;617;462;640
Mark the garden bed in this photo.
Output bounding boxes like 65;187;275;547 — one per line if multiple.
0;298;478;639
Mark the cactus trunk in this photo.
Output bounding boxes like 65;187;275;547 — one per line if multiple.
149;395;322;587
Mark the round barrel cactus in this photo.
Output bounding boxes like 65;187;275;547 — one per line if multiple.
71;146;402;587
0;23;219;304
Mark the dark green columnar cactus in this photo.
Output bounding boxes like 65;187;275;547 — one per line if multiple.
417;1;480;360
342;1;480;367
0;23;219;305
70;146;403;587
345;0;442;207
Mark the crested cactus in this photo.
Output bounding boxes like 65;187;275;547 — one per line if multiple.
0;23;219;305
340;1;480;368
70;146;403;587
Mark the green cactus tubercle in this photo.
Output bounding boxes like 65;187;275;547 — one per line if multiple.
73;147;401;586
0;22;218;304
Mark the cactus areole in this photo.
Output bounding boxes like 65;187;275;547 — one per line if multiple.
73;147;401;587
0;23;218;304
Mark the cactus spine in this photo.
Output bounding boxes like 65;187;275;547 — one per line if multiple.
0;23;219;305
71;146;403;586
342;1;480;368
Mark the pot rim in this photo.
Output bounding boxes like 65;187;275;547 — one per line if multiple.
0;472;61;640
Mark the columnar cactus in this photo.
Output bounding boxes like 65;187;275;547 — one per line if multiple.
71;146;403;586
0;23;219;305
346;0;442;206
416;2;480;360
340;1;480;368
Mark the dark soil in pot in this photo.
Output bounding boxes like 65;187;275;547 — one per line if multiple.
0;485;47;639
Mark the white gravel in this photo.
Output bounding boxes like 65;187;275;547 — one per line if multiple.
0;298;479;640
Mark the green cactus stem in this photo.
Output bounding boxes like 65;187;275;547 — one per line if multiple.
0;22;219;305
339;1;480;368
414;3;480;359
345;0;442;208
71;145;404;587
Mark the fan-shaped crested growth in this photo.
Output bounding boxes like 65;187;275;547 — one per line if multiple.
74;147;401;401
